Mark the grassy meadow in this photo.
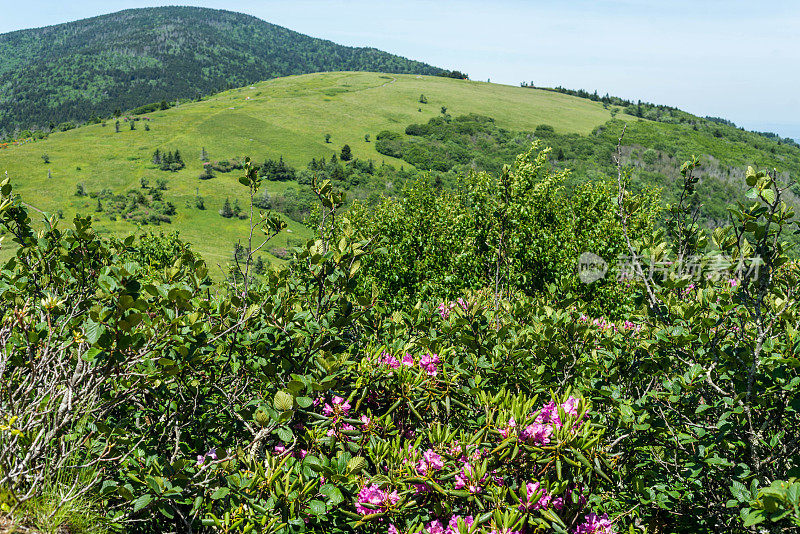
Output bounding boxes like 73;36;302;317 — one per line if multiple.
0;72;624;268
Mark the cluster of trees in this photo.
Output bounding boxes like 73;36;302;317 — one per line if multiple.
259;156;296;181
0;147;797;533
436;69;469;80
78;177;176;224
152;148;185;171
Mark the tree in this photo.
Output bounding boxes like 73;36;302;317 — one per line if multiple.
140;177;149;189
41;153;49;164
441;106;448;115
195;195;205;210
47;169;52;180
115;121;120;133
419;94;427;104
364;134;370;143
130;120;136;130
95;199;103;212
219;197;233;218
144;122;150;131
152;149;161;165
325;133;331;143
75;183;86;197
201;147;208;161
340;144;352;161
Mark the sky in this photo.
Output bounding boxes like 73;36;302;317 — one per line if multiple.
2;0;799;139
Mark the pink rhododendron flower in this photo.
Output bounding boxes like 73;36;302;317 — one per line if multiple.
381;351;400;369
402;353;414;366
419;353;440;377
426;519;445;534
417;449;444;476
562;396;580;418
518;481;552;512
520;423;552;446
355;483;399;516
447;515;474;534
573;513;615;534
499;417;517;439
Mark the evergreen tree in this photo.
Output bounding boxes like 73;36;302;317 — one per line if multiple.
41;153;49;164
95;199;103;212
364;134;370;143
115;120;120;133
324;133;331;143
340;144;352;161
75;183;86;197
130;121;136;130
419;94;427;104
144;122;150;131
152;149;161;165
219;197;233;218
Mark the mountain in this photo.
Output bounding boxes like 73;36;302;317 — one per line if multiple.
0;6;444;135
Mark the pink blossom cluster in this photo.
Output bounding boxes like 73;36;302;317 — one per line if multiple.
321;396;355;439
195;447;217;467
322;395;351;418
437;298;468;320
378;352;439;376
417;449;444;476
419;353;440;376
499;396;584;447
573;513;615;534
396;514;473;534
355;483;399;515
453;461;484;494
518;481;564;512
380;351;416;369
273;444;309;459
579;315;642;334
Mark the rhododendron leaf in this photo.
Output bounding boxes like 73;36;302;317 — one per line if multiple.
210;487;229;500
320;484;343;505
309;500;327;516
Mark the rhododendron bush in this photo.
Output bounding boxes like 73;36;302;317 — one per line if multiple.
1;150;798;534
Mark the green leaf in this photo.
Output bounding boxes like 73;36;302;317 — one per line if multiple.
309;500;327;516
210;487;230;500
320;484;344;506
132;494;152;513
84;320;104;345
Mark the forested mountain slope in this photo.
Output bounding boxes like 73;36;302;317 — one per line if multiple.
0;6;443;135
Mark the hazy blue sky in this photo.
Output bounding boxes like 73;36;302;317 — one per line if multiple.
2;1;799;138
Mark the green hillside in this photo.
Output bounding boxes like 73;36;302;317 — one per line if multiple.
0;6;444;135
0;72;621;267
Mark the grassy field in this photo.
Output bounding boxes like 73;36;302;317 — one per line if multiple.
0;71;622;269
